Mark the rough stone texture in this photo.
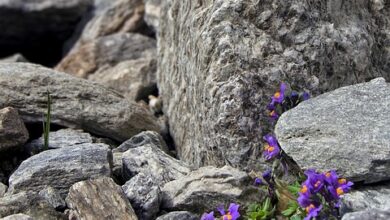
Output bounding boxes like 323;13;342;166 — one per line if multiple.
122;173;161;220
275;78;390;184
66;177;138;220
0;183;6;197
341;182;390;213
0;107;29;152
25;129;93;154
7;143;112;198
38;187;66;211
1;213;33;220
89;58;157;101
156;211;198;220
342;209;390;220
122;137;190;183
0;54;28;63
158;0;390;169
57;33;156;78
161;166;265;214
0;191;66;219
143;0;161;33
0;63;159;142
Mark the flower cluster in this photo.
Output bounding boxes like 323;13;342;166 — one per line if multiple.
262;134;281;161
201;203;240;220
298;169;353;220
267;83;310;121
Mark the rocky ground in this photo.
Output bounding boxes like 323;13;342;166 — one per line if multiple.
0;0;389;220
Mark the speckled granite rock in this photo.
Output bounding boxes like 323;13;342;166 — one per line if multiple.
0;182;6;197
7;143;112;198
0;54;28;63
0;107;28;152
0;63;159;142
275;78;390;184
156;211;198;220
143;0;161;32
158;0;390;169
342;209;390;220
1;213;33;220
66;177;138;220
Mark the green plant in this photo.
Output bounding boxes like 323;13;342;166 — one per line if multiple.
43;91;51;151
246;198;275;220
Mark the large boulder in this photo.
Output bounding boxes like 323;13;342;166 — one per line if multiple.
66;177;138;220
0;63;159;142
158;0;390;169
275;78;390;184
7;143;112;198
342;209;390;220
0;107;29;152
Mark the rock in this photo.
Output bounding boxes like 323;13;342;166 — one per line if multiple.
25;129;93;154
1;213;33;220
158;0;390;169
341;182;390;213
161;166;265;214
56;33;156;78
122;136;190;183
0;63;159;142
143;0;161;33
275;78;390;184
342;209;390;220
38;187;66;211
88;58;157;101
0;183;6;197
0;54;28;63
7;143;112;198
0;0;92;65
66;177;138;220
156;211;198;220
0;191;66;219
0;107;29;152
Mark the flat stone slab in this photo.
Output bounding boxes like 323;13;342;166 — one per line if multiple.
275;78;390;184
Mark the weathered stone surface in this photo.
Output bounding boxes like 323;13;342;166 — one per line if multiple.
0;191;66;219
57;33;156;78
122;173;161;220
1;213;33;220
158;0;390;169
143;0;161;32
66;177;138;220
0;54;28;63
122;136;190;183
342;209;390;220
25;129;93;154
341;182;390;213
38;187;66;211
0;63;159;142
275;78;390;184
156;211;198;220
7;143;112;198
89;58;157;101
161;166;265;214
0;183;6;197
0;107;28;152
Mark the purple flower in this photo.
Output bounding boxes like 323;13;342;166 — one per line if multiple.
304;169;325;193
269;110;279;120
324;170;339;186
254;177;263;186
217;203;240;220
297;192;311;207
302;92;310;101
201;211;215;220
263;134;281;160
271;83;287;104
304;204;322;220
262;170;272;182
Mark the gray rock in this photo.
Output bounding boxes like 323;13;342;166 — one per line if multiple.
25;129;93;154
156;211;198;220
143;0;161;33
0;63;159;142
0;107;29;152
0;183;6;197
7;143;112;198
0;191;66;219
66;177;138;220
341;182;390;213
275;78;390;184
38;187;66;211
342;209;390;220
161;166;265;214
1;213;33;220
122;173;161;220
0;54;28;63
158;0;390;169
56;33;156;78
122;137;190;183
88;58;157;101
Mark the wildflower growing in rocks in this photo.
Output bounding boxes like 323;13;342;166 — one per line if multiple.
217;203;240;220
201;211;215;220
304;204;322;220
271;83;287;105
263;134;281;160
254;177;263;186
262;169;272;182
